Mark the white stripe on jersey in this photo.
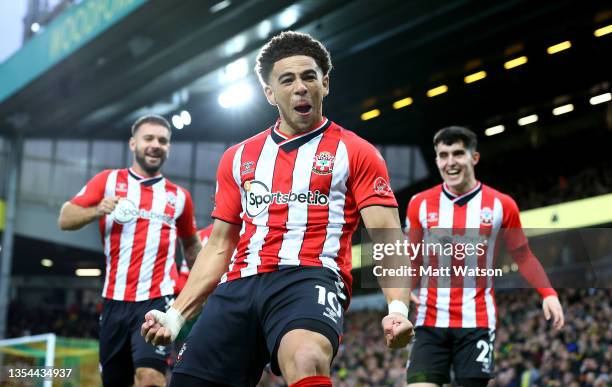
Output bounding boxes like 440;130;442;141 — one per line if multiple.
159;187;186;296
160;223;177;297
159;187;186;295
319;141;349;272
434;191;454;327
220;144;245;284
416;199;428;327
102;170;119;297
483;197;504;328
135;181;166;299
278;135;323;265
241;137;278;277
461;191;483;327
113;175;141;300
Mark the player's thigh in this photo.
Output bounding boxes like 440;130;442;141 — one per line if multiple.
406;327;452;386
261;267;344;377
99;299;134;386
172;280;269;387
276;328;334;375
451;328;495;381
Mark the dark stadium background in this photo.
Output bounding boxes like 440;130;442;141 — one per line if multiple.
0;1;610;386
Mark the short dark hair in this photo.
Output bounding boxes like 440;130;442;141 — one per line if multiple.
131;114;172;136
255;31;332;86
433;126;478;152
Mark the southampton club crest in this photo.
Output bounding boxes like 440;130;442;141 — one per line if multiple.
312;151;335;175
480;207;493;226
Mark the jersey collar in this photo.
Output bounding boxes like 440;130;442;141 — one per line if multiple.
270;118;331;152
442;181;482;206
128;168;164;186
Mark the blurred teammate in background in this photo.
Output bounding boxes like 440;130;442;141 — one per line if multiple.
404;126;564;387
58;114;201;387
176;225;213;294
141;31;414;387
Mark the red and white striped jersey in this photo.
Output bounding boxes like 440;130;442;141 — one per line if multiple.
405;182;526;329
212;118;397;301
176;225;213;293
70;168;197;301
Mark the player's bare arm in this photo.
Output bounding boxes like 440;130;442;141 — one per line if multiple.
180;234;203;269
360;205;415;349
141;218;240;345
58;197;119;230
543;295;564;330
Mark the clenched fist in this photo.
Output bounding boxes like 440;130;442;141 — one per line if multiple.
382;313;414;349
96;197;120;218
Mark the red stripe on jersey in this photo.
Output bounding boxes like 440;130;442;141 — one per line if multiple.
298;130;340;265
227;134;269;281
424;193;441;326
475;188;495;327
123;185;154;301
259;148;299;269
104;169;128;299
449;203;467;328
336;193;357;297
149;181;177;298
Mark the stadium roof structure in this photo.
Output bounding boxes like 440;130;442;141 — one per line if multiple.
0;0;609;151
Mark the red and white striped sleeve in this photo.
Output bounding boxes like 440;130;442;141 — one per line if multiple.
346;136;398;210
69;169;112;208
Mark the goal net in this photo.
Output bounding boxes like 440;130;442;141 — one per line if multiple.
0;333;100;386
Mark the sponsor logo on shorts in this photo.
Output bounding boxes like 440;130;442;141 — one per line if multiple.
244;180;329;218
177;343;187;362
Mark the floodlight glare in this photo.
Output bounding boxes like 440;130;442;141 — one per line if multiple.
218;83;254;108
484;125;505;136
180;110;191;126
172;114;184;129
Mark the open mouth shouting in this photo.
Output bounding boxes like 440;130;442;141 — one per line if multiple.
294;102;313;116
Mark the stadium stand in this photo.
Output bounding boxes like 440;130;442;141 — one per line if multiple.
256;289;612;386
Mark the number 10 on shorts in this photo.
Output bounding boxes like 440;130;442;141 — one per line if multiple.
315;285;342;323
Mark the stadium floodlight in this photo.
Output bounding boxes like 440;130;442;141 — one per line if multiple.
75;268;102;277
589;92;611;105
31;22;40;33
392;97;413;109
361;109;380;121
209;0;231;13
504;56;527;70
180;110;192;126
222;58;249;83
426;85;448;98
464;70;487;84
279;6;299;28
225;35;247;56
171;114;184;130
258;20;272;38
41;258;53;267
552;103;574;116
594;24;612;37
547;41;571;54
484;125;505;136
218;82;254;109
518;114;538;126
